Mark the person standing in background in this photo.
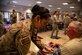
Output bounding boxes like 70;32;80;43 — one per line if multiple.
51;11;60;39
10;9;17;24
19;12;25;21
63;14;71;35
0;12;6;37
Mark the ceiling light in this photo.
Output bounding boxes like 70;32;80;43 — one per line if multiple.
62;3;68;5
57;8;61;9
26;9;32;13
70;6;75;8
12;1;17;4
36;1;42;4
48;5;53;7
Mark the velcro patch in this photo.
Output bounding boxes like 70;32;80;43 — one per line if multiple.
20;36;30;45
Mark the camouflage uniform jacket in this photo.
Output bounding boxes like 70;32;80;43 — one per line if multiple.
0;19;31;55
61;38;82;55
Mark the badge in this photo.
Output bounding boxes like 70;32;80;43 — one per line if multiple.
20;35;30;45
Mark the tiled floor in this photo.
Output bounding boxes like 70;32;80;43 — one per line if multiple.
29;30;70;53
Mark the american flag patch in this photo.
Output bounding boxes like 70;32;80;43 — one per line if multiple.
20;36;30;45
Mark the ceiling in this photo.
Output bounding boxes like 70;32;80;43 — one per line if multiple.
0;0;82;12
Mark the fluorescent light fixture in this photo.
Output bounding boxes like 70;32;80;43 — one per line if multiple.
62;3;68;5
57;8;61;9
26;9;32;13
70;6;75;8
12;1;17;3
48;5;53;7
36;1;42;4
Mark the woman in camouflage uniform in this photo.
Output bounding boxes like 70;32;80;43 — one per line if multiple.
10;9;17;24
0;5;52;55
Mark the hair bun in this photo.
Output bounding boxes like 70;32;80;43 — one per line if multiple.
31;4;40;14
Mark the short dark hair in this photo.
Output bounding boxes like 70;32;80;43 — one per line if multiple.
12;9;16;12
72;18;77;21
31;4;51;19
53;11;59;15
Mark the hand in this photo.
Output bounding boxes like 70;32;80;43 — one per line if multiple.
36;36;43;41
49;42;60;47
39;47;54;55
44;46;54;53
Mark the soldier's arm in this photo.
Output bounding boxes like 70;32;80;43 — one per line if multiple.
31;35;44;50
31;34;53;52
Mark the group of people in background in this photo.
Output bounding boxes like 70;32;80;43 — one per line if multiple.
50;10;82;38
10;9;25;24
10;9;17;24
